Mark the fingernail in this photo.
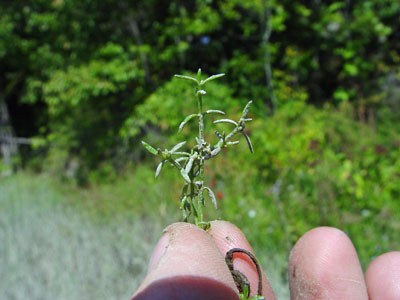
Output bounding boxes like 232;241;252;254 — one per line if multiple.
147;232;170;273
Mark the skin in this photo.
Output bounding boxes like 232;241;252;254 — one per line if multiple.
131;221;400;300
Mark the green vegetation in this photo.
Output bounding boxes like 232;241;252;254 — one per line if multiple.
0;173;164;299
0;172;288;300
1;1;399;298
2;0;399;176
134;89;399;266
142;69;254;230
142;70;261;298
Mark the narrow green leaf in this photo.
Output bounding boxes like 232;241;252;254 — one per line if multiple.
205;109;225;115
242;100;253;117
173;152;191;157
175;157;189;164
185;155;196;174
155;160;165;178
242;132;254;153
242;284;250;298
201;73;225;85
191;197;198;217
174;74;199;84
197;68;202;81
180;195;187;209
170;141;186;153
203;187;217;209
178;114;199;132
181;183;189;198
200;189;205;206
180;195;191;221
180;168;191;183
214;119;238;126
214;130;223;139
141;141;158;155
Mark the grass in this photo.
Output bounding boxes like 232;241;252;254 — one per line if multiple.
0;173;167;300
0;170;289;299
2;159;399;300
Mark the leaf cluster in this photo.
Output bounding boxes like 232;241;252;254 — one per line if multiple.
142;70;253;227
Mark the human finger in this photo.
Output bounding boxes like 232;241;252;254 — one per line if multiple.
208;220;277;300
289;227;369;300
365;251;400;300
131;222;239;300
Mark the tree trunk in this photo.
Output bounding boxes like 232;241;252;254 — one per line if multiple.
0;90;18;173
118;1;152;84
261;4;277;114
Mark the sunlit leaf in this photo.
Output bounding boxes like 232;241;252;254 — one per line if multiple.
155;160;165;178
178;114;199;132
174;74;199;84
205;110;225;115
214;119;238;126
197;68;202;81
175;157;189;164
242;132;254;153
180;195;187;209
242;100;253;117
141;141;158;155
203;186;217;209
185;155;196;174
173;152;191;156
214;130;223;139
171;141;186;153
180;168;191;183
201;73;225;85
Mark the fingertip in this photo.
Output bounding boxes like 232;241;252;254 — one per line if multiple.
208;220;253;253
366;251;400;300
147;230;170;273
132;222;238;299
289;226;368;300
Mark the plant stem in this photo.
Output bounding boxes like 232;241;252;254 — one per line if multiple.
196;84;206;226
146;71;253;230
197;91;204;143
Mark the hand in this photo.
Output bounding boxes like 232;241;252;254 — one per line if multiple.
131;221;400;300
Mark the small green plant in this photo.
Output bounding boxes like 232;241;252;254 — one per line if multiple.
142;69;253;230
142;69;262;299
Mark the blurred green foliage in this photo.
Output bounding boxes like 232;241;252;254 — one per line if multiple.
134;83;400;266
0;0;399;272
1;0;399;172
